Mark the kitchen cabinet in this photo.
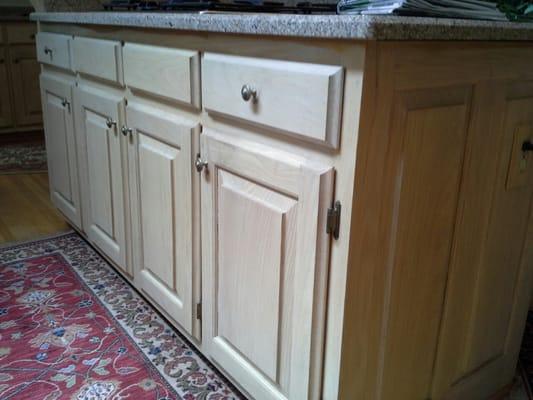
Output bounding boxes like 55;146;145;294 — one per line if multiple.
74;84;129;274
40;74;82;229
339;43;533;400
0;21;42;134
430;81;533;399
0;49;12;128
200;131;334;400
126;101;201;338
10;45;42;126
35;22;533;400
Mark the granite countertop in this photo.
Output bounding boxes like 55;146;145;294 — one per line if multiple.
30;11;533;41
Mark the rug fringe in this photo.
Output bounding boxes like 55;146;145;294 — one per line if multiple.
0;229;75;250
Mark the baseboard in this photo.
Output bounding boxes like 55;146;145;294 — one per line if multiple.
0;130;45;145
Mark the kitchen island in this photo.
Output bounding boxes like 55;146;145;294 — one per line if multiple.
31;11;533;400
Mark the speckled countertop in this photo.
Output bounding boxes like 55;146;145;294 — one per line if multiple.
30;11;533;41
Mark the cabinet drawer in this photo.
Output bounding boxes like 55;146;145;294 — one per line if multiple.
202;53;344;148
123;43;200;107
73;37;123;85
6;23;36;44
36;33;72;70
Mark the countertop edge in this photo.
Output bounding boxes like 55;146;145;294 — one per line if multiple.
30;12;533;41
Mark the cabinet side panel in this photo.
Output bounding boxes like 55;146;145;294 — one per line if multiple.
379;87;472;400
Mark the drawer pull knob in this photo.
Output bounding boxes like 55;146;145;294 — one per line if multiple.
44;46;53;55
106;118;117;129
522;140;533;153
241;84;257;102
195;154;208;173
121;125;132;137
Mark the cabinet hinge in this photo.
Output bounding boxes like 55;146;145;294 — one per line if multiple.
196;303;202;320
326;201;341;240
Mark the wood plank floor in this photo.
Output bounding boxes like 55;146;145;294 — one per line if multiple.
0;173;70;244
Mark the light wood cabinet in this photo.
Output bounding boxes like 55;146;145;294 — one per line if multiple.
36;24;533;400
0;21;42;133
339;43;533;400
40;74;82;229
431;81;533;400
0;49;12;128
10;45;42;126
126;102;201;338
74;85;129;274
200;131;334;399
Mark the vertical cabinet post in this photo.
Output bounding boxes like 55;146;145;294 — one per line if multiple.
0;48;12;128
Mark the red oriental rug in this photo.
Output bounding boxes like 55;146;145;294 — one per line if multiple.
0;232;244;400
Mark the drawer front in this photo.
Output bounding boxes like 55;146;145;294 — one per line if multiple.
123;43;200;107
6;23;36;44
202;53;344;148
36;33;71;70
73;37;123;85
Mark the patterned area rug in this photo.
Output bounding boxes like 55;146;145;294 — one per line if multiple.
0;142;48;174
0;232;244;399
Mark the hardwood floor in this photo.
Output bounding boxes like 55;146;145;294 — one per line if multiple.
0;173;70;244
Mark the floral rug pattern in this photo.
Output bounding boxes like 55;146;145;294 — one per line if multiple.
0;142;48;174
0;232;243;399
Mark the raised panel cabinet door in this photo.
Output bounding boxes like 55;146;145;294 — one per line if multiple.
0;49;13;128
74;85;128;273
40;74;82;229
126;102;200;338
372;85;473;400
10;45;42;126
431;81;533;400
201;130;334;400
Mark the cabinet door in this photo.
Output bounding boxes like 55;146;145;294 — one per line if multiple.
201;131;334;400
0;48;12;128
431;81;533;400
75;85;128;272
40;74;82;229
10;45;42;126
126;102;200;337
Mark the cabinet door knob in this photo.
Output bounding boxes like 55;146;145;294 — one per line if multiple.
195;154;208;173
44;46;53;55
121;125;132;137
61;99;70;111
106;118;117;129
241;84;257;102
522;140;533;153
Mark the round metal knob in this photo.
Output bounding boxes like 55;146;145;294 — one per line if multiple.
44;46;53;55
241;85;257;102
106;118;117;129
522;140;533;153
61;99;69;108
195;154;208;173
121;126;132;137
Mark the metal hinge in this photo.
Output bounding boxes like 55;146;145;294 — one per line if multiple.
196;303;202;320
326;201;341;240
